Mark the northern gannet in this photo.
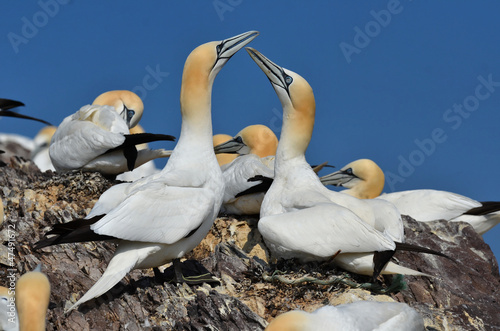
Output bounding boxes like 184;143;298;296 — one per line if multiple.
265;301;424;331
214;125;278;215
247;48;447;280
15;265;51;331
0;266;51;331
116;124;170;182
321;159;500;235
49;90;175;175
35;30;259;311
0;99;51;125
30;126;57;172
213;134;237;166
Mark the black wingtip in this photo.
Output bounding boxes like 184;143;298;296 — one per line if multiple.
0;99;25;111
395;242;455;262
0;109;52;126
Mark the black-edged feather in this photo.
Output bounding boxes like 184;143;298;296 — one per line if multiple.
235;175;274;198
33;214;116;250
464;201;500;216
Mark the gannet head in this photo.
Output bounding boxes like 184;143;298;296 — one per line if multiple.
213;124;278;157
265;310;310;331
246;47;315;158
15;265;51;331
92;90;144;128
320;159;385;199
180;31;259;118
213;134;238;166
31;125;57;158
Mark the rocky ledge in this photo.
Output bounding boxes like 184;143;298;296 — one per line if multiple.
0;155;499;330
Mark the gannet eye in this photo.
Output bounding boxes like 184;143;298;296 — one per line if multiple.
345;168;353;175
235;136;243;143
285;76;293;85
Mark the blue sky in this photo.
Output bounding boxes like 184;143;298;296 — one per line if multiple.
2;2;500;267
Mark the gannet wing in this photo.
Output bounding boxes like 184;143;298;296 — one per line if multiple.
259;203;395;258
91;182;215;244
378;189;481;222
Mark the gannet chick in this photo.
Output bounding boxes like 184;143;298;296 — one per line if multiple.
0;99;51;125
116;124;171;182
30;126;57;172
266;301;424;331
247;48;448;280
321;158;500;235
49;90;175;175
35;30;259;311
14;265;51;331
213;134;237;166
214;125;278;215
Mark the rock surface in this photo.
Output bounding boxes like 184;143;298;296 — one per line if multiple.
0;154;499;330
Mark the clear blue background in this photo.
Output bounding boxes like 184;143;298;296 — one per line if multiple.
2;1;500;267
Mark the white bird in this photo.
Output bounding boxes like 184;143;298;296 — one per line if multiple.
49;90;175;175
320;159;500;235
212;134;237;166
265;301;424;331
246;47;446;280
213;124;278;215
0;265;51;331
30;126;57;172
116;124;170;182
35;30;259;311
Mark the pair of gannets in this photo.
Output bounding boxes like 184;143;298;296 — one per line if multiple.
0;266;51;331
266;301;424;331
321;159;500;235
247;48;448;279
35;30;259;311
49;90;175;176
214;124;278;215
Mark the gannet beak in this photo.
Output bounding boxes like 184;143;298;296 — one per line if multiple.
120;105;135;128
320;168;358;187
211;31;259;74
245;47;293;96
213;136;250;155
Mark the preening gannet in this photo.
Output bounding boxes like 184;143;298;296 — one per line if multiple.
35;30;259;311
265;301;424;331
30;126;57;172
214;125;278;215
116;124;171;182
321;159;500;235
247;48;447;280
213;134;237;166
14;265;51;331
49;90;175;175
0;99;51;125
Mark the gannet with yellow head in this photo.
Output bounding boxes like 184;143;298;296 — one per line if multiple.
265;301;424;331
49;90;175;175
30;126;57;172
247;48;448;280
321;158;500;235
213;124;278;215
35;30;259;311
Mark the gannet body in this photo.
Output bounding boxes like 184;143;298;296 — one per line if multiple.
265;301;424;331
214;124;278;215
49;90;174;175
35;30;259;311
247;48;433;278
31;126;57;172
321;159;500;235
